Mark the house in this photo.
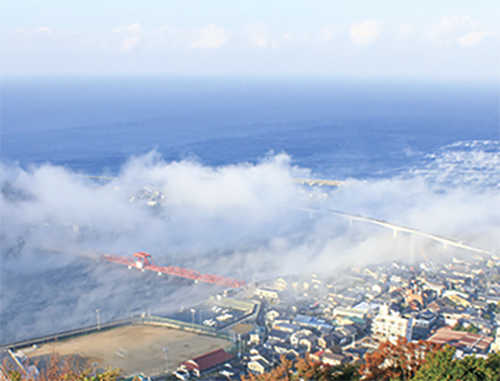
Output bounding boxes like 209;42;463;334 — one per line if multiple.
372;304;413;343
371;283;387;295
470;299;489;312
309;349;325;363
290;329;313;346
219;363;242;380
271;341;294;354
249;344;267;356
428;326;493;354
318;332;340;349
422;279;447;297
441;290;471;308
442;273;467;290
272;278;288;291
249;326;266;345
439;306;468;327
310;347;349;366
266;309;280;322
477;293;500;305
255;287;280;303
299;333;319;352
247;358;272;375
390;275;411;289
265;305;294;325
321;349;350;366
333;306;367;320
329;289;364;307
178;349;234;378
464;317;494;336
352;301;379;317
363;267;379;280
268;329;291;343
273;322;300;334
292;314;333;331
427;297;459;313
410;310;438;340
336;325;358;347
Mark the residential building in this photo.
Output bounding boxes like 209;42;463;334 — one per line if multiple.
428;326;493;354
178;349;234;378
372;304;413;343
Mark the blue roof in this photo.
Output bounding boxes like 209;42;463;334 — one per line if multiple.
293;314;333;329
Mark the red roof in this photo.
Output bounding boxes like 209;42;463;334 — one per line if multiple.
181;349;234;372
428;326;493;352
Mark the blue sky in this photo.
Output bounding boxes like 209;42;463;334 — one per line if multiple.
1;0;499;80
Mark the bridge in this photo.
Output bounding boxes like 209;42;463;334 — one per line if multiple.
100;251;246;289
290;206;498;258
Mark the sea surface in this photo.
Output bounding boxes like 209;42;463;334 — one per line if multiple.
2;77;498;178
1;76;499;344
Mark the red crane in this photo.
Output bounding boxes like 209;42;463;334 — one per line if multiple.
100;251;246;289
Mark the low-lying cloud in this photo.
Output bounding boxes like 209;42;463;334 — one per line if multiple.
1;150;498;343
1;149;498;274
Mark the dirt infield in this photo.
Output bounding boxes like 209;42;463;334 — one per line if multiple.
25;324;231;377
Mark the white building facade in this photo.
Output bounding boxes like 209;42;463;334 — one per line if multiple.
372;304;413;343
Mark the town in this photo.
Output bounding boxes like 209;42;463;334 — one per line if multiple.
3;248;499;381
180;250;500;380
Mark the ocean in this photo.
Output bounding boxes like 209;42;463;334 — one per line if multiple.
2;77;498;178
1;76;499;343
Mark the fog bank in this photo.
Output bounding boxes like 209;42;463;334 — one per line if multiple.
1;149;498;343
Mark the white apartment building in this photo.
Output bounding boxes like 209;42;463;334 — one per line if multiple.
372;304;413;343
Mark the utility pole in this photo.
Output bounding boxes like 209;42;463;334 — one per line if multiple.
96;309;101;330
163;347;170;374
238;334;242;357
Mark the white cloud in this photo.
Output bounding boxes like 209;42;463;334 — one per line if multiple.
121;37;140;52
191;24;227;50
245;23;297;49
350;19;380;46
35;26;52;35
428;15;491;48
319;25;336;41
113;22;141;53
457;30;488;47
397;23;415;40
10;28;30;35
247;22;271;48
11;26;52;36
429;15;474;38
2;147;499;342
113;22;141;34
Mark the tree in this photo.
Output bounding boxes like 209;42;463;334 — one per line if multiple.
453;355;490;381
4;352;121;381
241;355;294;381
485;352;500;380
328;363;361;381
359;337;438;381
453;322;479;334
411;345;457;381
412;347;500;381
241;354;360;381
